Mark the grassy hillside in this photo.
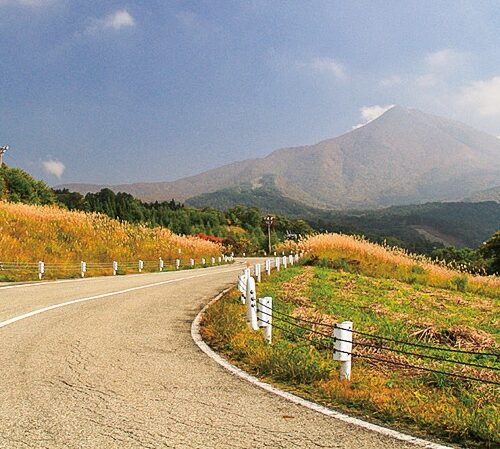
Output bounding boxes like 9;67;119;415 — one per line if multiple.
0;201;222;281
202;235;499;447
281;233;499;297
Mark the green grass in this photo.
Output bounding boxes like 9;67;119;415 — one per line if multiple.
201;264;499;448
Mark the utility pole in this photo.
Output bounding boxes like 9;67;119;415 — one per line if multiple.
0;145;8;166
264;215;274;255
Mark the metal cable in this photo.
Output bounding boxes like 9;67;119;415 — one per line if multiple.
257;308;500;371
257;302;500;358
269;321;500;386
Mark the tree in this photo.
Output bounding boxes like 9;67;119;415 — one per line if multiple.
480;231;500;274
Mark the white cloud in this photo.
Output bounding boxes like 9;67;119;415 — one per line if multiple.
352;104;394;129
425;48;465;69
309;57;347;80
416;74;439;88
86;9;135;34
42;160;65;178
379;75;403;88
457;76;500;117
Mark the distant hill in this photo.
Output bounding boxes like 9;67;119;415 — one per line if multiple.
187;183;500;250
465;186;500;203
312;201;500;250
60;106;500;208
186;179;321;217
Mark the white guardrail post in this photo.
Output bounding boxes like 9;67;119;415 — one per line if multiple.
282;255;287;269
218;256;222;263
159;257;164;271
80;261;87;278
289;254;294;266
333;321;353;381
112;261;118;276
238;272;247;304
176;258;181;270
265;258;271;276
275;257;280;271
138;259;144;273
255;263;261;282
202;258;206;266
246;275;258;330
211;257;215;265
190;258;195;267
38;261;45;280
258;296;272;344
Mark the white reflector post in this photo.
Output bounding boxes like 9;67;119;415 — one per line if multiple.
176;259;180;270
138;260;144;273
80;261;87;278
246;276;258;330
265;259;271;275
159;257;164;271
202;258;206;266
190;258;194;267
255;263;261;282
238;273;247;304
112;261;118;276
333;321;353;381
211;257;215;265
258;296;272;344
38;261;45;280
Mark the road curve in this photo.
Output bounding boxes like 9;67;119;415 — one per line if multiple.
0;262;423;448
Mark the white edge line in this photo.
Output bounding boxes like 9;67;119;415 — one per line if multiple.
0;263;236;291
0;266;243;330
191;291;454;449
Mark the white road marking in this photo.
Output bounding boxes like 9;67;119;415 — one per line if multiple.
0;266;243;330
0;263;234;291
191;292;453;449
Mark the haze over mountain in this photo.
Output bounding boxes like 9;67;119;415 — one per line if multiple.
61;106;500;209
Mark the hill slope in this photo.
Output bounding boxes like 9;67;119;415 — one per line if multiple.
465;185;500;202
61;106;500;208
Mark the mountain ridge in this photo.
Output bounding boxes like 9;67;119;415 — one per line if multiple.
59;106;500;208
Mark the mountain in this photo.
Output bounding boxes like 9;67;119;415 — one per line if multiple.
465;186;500;203
60;106;500;208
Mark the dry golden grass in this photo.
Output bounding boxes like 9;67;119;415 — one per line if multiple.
0;201;222;279
279;233;499;297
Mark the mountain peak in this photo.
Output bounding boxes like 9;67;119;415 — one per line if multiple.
61;108;500;208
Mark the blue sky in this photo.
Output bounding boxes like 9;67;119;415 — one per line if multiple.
1;0;500;185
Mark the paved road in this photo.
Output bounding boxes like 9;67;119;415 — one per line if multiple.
0;262;422;449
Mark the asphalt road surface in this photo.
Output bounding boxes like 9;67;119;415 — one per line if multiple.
0;261;424;448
